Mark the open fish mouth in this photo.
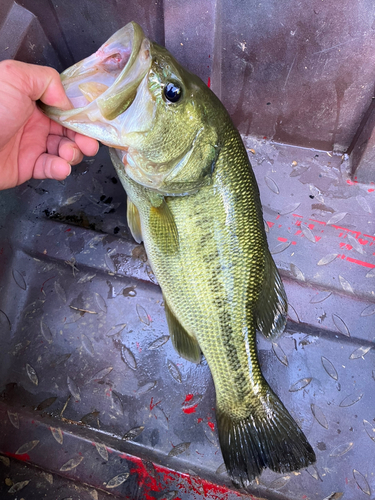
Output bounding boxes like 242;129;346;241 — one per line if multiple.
42;22;153;147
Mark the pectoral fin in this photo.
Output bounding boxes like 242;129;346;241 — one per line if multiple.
127;199;143;243
164;298;201;363
149;199;179;254
255;251;287;339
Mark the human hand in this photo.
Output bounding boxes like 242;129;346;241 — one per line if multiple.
0;60;99;190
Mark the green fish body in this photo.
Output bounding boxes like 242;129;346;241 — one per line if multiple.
42;22;315;484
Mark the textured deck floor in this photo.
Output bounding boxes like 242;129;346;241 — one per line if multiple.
0;139;374;500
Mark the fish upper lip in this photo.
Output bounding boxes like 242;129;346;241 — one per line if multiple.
42;22;152;139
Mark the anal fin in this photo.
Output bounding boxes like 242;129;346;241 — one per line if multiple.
255;251;287;339
164;298;201;363
127;199;143;243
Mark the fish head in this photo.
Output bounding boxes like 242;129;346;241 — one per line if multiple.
42;22;222;195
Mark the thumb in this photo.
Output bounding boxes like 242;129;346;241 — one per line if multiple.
2;60;72;110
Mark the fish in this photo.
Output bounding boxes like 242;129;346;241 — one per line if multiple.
42;22;316;485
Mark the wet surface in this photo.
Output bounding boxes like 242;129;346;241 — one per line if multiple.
0;140;374;499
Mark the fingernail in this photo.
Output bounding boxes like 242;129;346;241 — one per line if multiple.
70;148;78;164
51;162;71;180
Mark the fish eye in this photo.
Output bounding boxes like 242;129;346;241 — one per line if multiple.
164;82;182;103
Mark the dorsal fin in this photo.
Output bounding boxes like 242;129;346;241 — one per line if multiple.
164;297;201;363
255;251;287;339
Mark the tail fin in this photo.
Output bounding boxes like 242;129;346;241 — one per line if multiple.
216;390;316;485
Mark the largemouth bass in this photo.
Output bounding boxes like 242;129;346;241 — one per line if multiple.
42;22;315;485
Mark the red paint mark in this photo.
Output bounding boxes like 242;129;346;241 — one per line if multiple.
358;238;368;245
295;229;302;236
263;136;267;140
315;236;322;242
346;179;358;185
136;341;142;352
207;77;211;88
346;256;375;269
184;394;193;403
5;452;30;462
292;213;303;218
345;477;349;485
150;397;161;411
368;188;374;193
40;275;56;293
308;223;315;230
208;421;215;431
197;418;203;423
65;228;71;232
291;241;297;245
277;237;288;243
266;221;274;228
183;404;198;414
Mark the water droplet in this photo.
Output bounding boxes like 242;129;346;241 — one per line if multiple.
94;293;107;313
289;377;312;392
26;364;38;385
50;426;63;444
317;254;338;266
167;360;182;383
106;472;129;489
60;455;84;472
356;195;372;214
290;264;305;281
310;291;332;303
363;419;375;442
95;442;108;461
168;442;190;457
122;425;145;441
7;411;19;429
353;469;371;496
339;391;363;407
12;269;26;290
360;304;375;317
36;397;57;411
67;376;81;401
311;404;328;429
269;475;290;490
8;480;30;493
321;356;338;380
327;212;347;225
332;314;350;336
40;320;52;343
271;241;291;254
329;442;353;457
272;343;288;366
15;440;39;455
136;304;150;325
264;176;279;194
148;335;170;350
90;367;113;382
136;381;157;395
106;323;126;337
349;345;372;360
301;224;316;243
121;345;137;370
279;202;301;215
82;334;95;356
